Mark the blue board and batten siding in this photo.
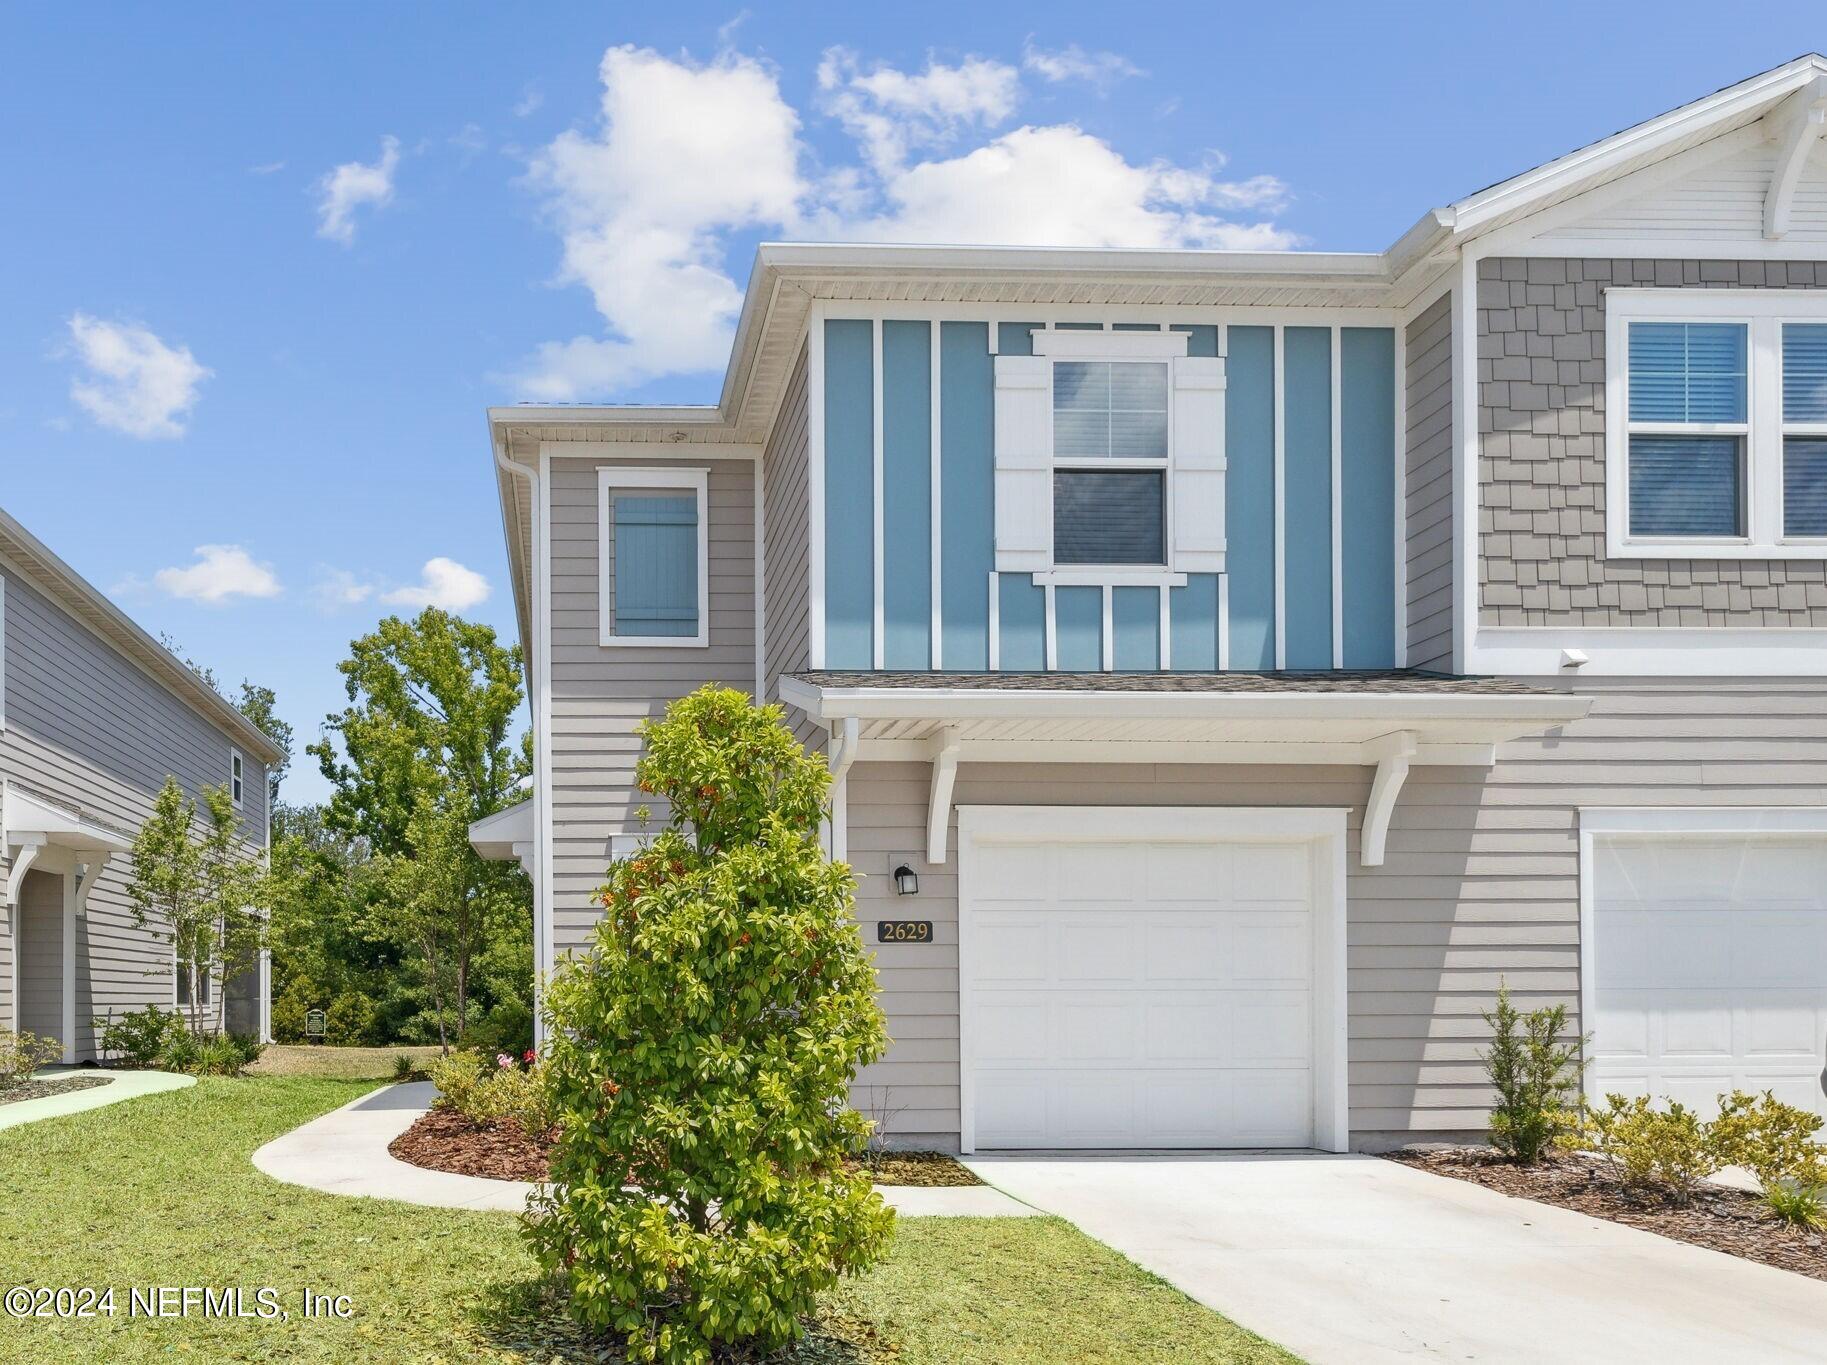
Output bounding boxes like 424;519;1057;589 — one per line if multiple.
821;317;1397;672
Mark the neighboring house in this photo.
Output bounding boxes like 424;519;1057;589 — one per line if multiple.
0;507;284;1060
476;56;1827;1154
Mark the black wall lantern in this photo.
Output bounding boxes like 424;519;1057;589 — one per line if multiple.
892;863;919;896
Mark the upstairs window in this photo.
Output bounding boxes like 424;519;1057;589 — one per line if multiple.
598;468;709;647
1052;360;1169;566
1607;291;1827;558
230;749;245;807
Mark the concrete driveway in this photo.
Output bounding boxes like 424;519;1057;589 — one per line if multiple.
965;1152;1827;1365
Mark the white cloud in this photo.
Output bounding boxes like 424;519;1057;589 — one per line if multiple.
817;47;1020;175
513;85;544;118
509;45;1296;400
248;160;286;176
65;314;211;439
450;123;487;162
314;135;400;244
1021;42;1142;92
309;567;376;610
381;557;491;611
153;545;282;604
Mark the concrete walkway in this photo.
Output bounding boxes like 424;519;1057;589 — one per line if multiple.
0;1068;193;1132
965;1151;1827;1365
254;1082;1035;1217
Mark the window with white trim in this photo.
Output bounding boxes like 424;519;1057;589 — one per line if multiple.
597;468;709;647
1608;290;1827;557
992;329;1226;581
176;952;211;1008
230;749;245;807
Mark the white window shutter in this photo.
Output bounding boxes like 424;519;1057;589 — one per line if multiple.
1170;355;1227;572
993;355;1052;572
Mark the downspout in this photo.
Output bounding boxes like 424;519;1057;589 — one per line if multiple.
494;435;547;1047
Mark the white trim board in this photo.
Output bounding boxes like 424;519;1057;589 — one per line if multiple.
955;804;1349;1154
1468;626;1827;677
1575;805;1827;1109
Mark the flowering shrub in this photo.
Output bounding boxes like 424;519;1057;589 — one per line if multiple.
527;686;892;1364
428;1047;551;1138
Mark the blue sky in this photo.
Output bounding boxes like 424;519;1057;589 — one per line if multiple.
3;4;1821;803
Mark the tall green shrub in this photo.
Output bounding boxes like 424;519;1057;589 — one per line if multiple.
527;686;892;1364
1481;982;1585;1164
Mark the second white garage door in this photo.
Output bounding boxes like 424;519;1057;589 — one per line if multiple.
1592;829;1827;1121
958;806;1346;1152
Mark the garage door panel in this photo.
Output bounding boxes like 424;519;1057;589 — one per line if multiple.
1744;998;1827;1056
974;845;1053;901
1232;994;1313;1064
1231;1072;1313;1144
1059;1002;1138;1061
974;999;1050;1062
1732;916;1827;985
1146;844;1229;900
1231;843;1310;901
1058;922;1141;983
1054;843;1143;901
1233;918;1312;984
975;919;1049;983
1144;921;1226;980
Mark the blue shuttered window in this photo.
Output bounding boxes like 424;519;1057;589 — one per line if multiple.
612;492;698;638
1051;359;1169;565
1625;322;1747;539
1784;326;1827;538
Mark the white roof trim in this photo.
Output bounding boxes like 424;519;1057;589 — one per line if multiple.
468;798;534;861
5;786;134;855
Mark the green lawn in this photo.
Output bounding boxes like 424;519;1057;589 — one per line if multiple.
0;1078;1298;1363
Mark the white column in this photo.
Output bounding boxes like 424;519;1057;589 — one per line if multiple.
61;871;76;1064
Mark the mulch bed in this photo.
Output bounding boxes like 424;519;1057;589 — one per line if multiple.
846;1151;981;1186
1388;1146;1827;1282
389;1107;554;1182
0;1074;113;1107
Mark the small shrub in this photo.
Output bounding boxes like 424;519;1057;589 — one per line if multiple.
223;1033;265;1068
1764;1180;1826;1229
1584;1094;1719;1202
0;1029;62;1086
270;982;313;1044
1481;982;1586;1164
461;997;534;1057
324;990;378;1047
429;1047;550;1138
1707;1089;1827;1190
95;1006;186;1068
393;1052;417;1081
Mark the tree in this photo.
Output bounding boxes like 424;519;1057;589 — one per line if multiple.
126;778;265;1037
528;687;893;1363
235;682;293;801
308;609;531;1042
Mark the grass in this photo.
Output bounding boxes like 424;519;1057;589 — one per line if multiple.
0;1077;1299;1363
244;1044;445;1080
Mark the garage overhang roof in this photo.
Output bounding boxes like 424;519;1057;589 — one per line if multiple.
3;785;134;909
468;797;535;866
780;672;1593;868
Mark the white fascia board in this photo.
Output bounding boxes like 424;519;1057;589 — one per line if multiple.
1443;55;1827;235
1469;626;1827;677
778;675;1591;726
858;737;1496;766
539;440;760;461
755;240;1393;285
1581;806;1827;837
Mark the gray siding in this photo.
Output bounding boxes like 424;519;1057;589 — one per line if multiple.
2;562;255;1048
17;871;61;1043
548;457;757;958
845;677;1827;1148
1405;291;1455;671
1479;257;1827;626
761;344;819;749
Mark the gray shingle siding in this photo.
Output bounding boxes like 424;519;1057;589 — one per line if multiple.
1478;257;1827;626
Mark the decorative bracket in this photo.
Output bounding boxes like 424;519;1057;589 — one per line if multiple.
925;728;962;865
1361;731;1417;868
1764;76;1827;240
74;854;112;916
5;834;45;909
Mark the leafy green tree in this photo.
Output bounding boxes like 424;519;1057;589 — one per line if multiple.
235;682;293;801
528;687;892;1364
126;778;265;1037
308;609;531;1039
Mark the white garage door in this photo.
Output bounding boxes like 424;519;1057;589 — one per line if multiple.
1593;835;1827;1121
961;815;1330;1150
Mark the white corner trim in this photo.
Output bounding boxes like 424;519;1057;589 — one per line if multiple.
596;466;711;648
753;448;767;700
871;317;886;669
1330;326;1344;669
955;804;1350;1155
925;727;961;864
1468;625;1827;676
1576;804;1827;1105
1360;730;1417;867
61;870;75;1063
930;319;944;669
1453;252;1479;675
1273;324;1287;668
808;307;827;669
1764;75;1827;239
